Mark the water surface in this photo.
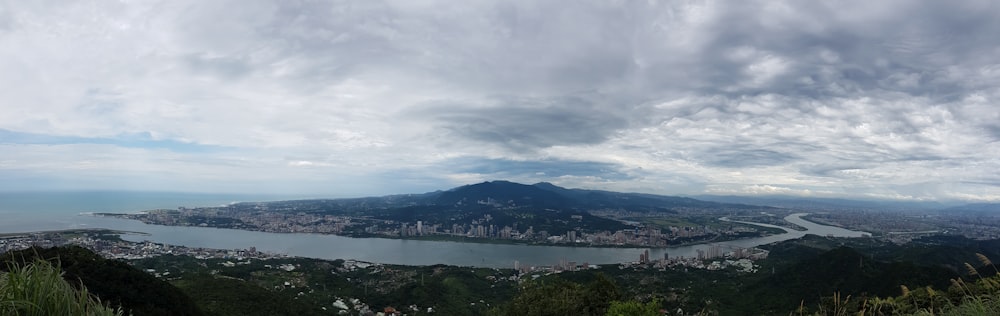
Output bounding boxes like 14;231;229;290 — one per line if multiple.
1;192;869;268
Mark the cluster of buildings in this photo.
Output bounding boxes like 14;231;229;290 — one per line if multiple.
806;211;1000;242
0;230;285;261
513;246;770;280
386;215;769;248
625;247;768;273
107;204;776;249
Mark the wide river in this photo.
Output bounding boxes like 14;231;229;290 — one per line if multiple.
65;213;864;268
0;192;869;268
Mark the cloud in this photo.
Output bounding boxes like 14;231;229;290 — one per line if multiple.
699;148;800;168
707;184;818;196
0;129;227;153
0;0;999;201
417;96;629;151
446;157;630;181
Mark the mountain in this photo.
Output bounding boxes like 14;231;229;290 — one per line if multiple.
175;181;779;236
230;180;760;215
693;194;954;211
368;181;629;235
435;180;572;208
944;203;1000;214
533;182;763;212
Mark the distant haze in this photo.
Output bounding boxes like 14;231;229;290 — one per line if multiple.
1;1;999;201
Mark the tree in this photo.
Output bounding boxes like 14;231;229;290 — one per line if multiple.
497;274;623;316
605;299;661;316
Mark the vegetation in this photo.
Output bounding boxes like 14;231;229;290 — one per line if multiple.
1;246;203;316
128;255;518;315
605;299;662;316
171;274;320;316
491;274;623;316
799;253;1000;315
6;234;1000;315
0;259;123;316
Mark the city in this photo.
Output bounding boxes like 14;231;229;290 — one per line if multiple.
101;206;783;248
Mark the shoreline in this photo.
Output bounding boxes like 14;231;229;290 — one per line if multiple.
0;228;150;238
92;212;784;250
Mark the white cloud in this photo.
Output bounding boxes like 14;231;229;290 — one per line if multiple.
1;0;999;201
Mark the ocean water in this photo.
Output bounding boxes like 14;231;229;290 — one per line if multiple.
0;191;311;233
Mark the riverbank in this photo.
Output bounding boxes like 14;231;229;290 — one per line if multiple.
95;211;795;250
347;231;779;249
0;228;148;238
0;212;871;268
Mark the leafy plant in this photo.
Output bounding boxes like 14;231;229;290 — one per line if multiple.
0;259;123;316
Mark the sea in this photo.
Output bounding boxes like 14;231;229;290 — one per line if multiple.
0;191;869;268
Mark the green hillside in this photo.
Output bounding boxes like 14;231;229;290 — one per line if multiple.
1;246;203;316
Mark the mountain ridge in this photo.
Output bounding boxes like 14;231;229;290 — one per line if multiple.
232;180;769;214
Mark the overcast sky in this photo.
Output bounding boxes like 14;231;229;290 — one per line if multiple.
1;0;999;201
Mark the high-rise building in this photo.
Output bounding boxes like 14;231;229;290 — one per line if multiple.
707;245;722;259
417;221;423;235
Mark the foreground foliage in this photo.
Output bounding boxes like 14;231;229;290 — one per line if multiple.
491;273;628;316
0;259;122;316
4;235;1000;315
605;299;663;316
1;246;204;316
803;253;1000;316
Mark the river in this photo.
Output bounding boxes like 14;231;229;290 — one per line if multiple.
61;213;868;268
0;192;869;268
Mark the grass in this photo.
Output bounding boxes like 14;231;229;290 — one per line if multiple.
802;253;1000;316
0;259;123;316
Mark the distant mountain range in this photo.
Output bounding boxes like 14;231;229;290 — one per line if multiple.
264;180;767;213
241;180;996;215
691;194;998;213
943;202;1000;214
219;181;774;235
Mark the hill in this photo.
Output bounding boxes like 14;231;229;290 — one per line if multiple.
693;195;952;211
746;246;957;313
139;180;775;237
944;202;1000;214
226;180;765;215
436;180;572;207
1;246;204;316
533;182;758;212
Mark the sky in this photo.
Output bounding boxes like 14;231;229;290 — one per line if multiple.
1;1;999;201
